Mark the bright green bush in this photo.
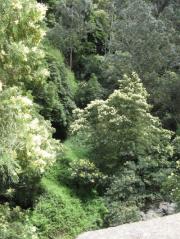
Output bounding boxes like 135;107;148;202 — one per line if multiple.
45;137;89;183
31;178;106;239
0;204;39;239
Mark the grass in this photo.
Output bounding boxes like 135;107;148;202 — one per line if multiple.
31;138;106;239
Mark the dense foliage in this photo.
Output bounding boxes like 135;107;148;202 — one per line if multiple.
71;73;174;225
0;204;39;239
0;0;179;238
0;87;58;206
71;73;173;172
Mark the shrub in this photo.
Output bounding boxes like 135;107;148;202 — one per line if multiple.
105;201;141;227
67;159;107;192
31;178;106;239
0;204;39;239
104;153;173;226
163;136;180;207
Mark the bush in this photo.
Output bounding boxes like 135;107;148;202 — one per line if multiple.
31;178;106;239
104;162;144;226
67;159;107;192
0;204;39;239
104;155;173;226
105;201;141;227
163;136;180;207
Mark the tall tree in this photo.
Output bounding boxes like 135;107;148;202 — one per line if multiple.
71;73;172;171
0;0;60;206
48;0;92;69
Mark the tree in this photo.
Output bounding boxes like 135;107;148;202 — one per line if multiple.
112;0;175;82
0;0;60;207
40;44;77;139
71;72;174;225
0;87;59;206
71;73;173;171
75;74;103;108
48;0;92;69
0;0;48;90
152;71;180;130
71;73;173;225
0;0;76;139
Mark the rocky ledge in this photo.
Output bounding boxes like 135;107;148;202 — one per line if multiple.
77;213;180;239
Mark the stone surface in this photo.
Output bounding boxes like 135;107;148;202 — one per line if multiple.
140;202;177;221
77;213;180;239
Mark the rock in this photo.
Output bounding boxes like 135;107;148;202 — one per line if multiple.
158;202;176;215
144;209;159;220
141;202;177;221
77;213;180;239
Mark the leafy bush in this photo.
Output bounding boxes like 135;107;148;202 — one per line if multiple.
163;136;180;207
105;201;141;227
67;159;107;192
0;204;39;239
105;158;174;226
106;162;145;203
104;162;144;226
31;178;106;239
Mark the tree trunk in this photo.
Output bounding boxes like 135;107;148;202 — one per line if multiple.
69;47;73;70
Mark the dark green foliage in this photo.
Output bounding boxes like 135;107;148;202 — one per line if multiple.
105;201;141;227
75;74;104;108
39;44;77;138
162;136;180;206
105;158;173;226
99;52;134;95
152;71;180;130
48;0;92;69
111;0;180;130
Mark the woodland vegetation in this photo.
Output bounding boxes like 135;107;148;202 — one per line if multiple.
0;0;179;238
